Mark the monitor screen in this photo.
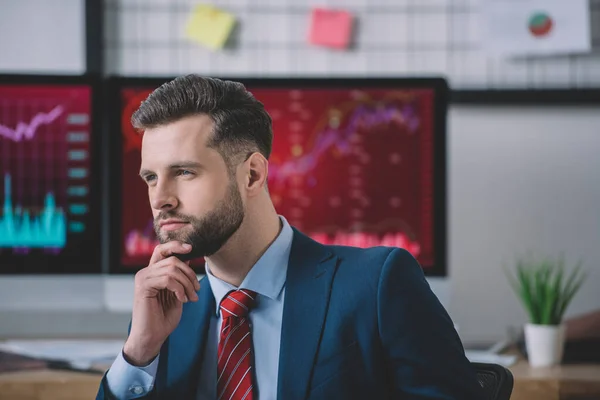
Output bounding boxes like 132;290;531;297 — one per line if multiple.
0;76;100;274
110;78;447;276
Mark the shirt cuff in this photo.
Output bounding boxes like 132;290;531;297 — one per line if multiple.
105;350;159;399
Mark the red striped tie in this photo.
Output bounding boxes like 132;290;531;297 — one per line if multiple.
217;289;257;400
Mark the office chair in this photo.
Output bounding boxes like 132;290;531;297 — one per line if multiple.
472;362;514;400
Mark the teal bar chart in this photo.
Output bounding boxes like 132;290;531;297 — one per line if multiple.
0;174;66;248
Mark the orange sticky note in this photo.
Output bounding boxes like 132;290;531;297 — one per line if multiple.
308;8;353;49
185;4;236;50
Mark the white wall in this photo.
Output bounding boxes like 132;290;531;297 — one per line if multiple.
0;0;599;344
0;0;85;74
448;106;600;343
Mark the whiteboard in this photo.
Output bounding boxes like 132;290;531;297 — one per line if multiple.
104;0;600;89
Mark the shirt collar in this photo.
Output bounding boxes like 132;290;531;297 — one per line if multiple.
205;215;293;316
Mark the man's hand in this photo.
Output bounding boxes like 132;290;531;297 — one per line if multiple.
123;241;200;366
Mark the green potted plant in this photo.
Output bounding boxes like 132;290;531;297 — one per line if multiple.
505;254;586;367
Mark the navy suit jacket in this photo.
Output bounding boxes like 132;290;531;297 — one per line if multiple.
97;229;484;399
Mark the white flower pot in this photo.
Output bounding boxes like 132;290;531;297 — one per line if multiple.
525;323;566;367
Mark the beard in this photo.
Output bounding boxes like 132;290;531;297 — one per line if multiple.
153;180;245;261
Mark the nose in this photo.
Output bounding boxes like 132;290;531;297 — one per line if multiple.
149;179;179;211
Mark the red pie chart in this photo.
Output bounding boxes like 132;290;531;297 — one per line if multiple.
528;12;554;38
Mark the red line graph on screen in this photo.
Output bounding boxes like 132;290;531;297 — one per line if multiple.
269;101;419;184
0;105;64;142
119;88;433;267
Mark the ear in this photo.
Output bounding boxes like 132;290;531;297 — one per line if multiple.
244;152;268;196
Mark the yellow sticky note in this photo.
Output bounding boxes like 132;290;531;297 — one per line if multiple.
185;4;235;50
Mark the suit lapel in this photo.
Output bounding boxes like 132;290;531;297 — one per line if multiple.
277;229;338;400
159;275;214;397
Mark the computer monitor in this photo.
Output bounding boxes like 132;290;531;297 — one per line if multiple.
0;75;101;274
107;77;448;286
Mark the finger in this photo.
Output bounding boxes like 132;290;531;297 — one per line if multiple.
157;289;177;310
162;289;181;310
161;264;198;302
146;275;188;303
149;241;192;264
177;258;200;291
151;257;199;300
154;256;200;292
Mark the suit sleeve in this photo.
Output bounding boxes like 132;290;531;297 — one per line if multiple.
377;248;484;399
95;321;159;400
95;351;159;400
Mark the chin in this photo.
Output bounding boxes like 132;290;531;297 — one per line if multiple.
161;231;190;242
172;251;199;262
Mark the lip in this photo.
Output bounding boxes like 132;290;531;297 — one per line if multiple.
159;220;189;231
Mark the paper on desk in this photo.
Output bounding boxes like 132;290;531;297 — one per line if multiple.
482;0;591;57
0;339;123;365
465;350;517;367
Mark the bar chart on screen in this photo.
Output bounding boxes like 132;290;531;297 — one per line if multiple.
0;174;66;248
0;82;98;273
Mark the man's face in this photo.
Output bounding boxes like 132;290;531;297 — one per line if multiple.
139;114;244;259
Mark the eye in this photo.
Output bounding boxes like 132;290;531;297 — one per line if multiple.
144;174;157;182
177;170;193;177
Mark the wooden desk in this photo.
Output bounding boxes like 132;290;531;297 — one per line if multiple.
1;360;599;400
0;369;103;400
509;358;600;400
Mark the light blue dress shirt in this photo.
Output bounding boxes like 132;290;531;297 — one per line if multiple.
106;216;293;399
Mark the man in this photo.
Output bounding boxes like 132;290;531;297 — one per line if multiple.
97;75;484;399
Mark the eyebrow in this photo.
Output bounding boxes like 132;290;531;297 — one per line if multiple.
139;161;204;178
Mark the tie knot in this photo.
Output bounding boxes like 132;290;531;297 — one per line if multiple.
220;289;257;318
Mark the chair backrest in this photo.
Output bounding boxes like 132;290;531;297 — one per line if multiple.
472;362;514;400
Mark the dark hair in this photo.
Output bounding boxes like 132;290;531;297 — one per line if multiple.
131;74;272;170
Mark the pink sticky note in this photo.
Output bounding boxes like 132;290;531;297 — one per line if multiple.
309;8;353;49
